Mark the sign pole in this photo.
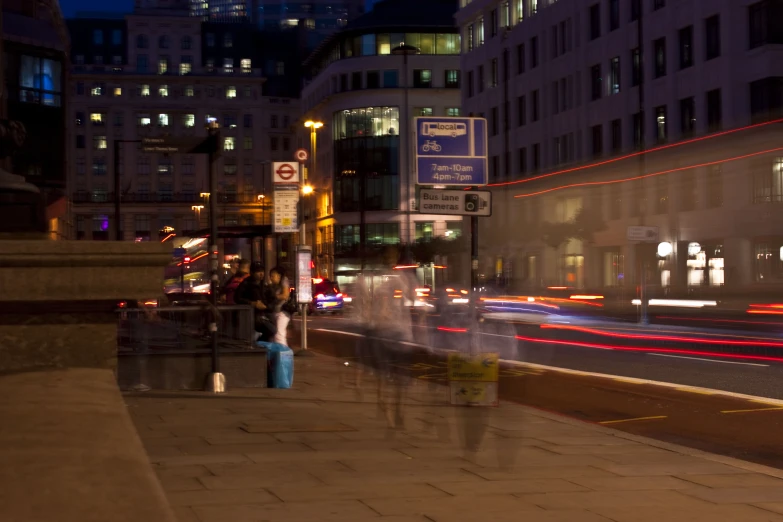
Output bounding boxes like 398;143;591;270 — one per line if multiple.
206;122;225;393
299;159;308;354
470;209;480;356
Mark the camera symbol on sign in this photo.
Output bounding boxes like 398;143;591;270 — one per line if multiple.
464;193;485;213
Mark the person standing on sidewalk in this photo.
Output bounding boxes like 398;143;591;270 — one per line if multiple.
221;259;250;305
265;266;291;346
235;263;275;342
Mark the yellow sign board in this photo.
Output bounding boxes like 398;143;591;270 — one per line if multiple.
449;382;498;406
447;353;499;383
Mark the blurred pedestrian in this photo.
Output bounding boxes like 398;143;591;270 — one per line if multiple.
222;259;250;305
266;266;291;346
235;263;276;342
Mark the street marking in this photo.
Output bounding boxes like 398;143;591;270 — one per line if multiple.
648;353;769;367
721;407;783;414
612;377;641;384
599;416;668;425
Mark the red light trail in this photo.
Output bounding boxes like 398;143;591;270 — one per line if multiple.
540;324;783;348
514;335;783;363
484;118;783;188
513;146;783;199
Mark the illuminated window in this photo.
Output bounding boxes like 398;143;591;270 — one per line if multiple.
446;107;460;116
90;112;105;125
140;84;150;96
158;113;169;126
184;114;195;127
138;114;151;126
305;19;315;29
224;137;235;151
185;85;194;97
226;86;237;98
224;33;233;48
240;58;251;72
223;58;233;73
90;84;103;96
158;57;168;74
157;157;173;175
113;86;122;96
93;135;107;149
179;62;191;75
158;85;168;97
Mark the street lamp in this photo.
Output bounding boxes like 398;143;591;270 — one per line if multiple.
302;120;323;245
391;43;420;267
256;194;267;226
302;184;314;195
191;204;204;227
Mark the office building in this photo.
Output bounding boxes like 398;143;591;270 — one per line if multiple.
457;0;783;293
2;0;70;238
299;0;463;283
189;0;365;47
67;5;298;245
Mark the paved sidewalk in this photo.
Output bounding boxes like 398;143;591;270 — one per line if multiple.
126;353;783;522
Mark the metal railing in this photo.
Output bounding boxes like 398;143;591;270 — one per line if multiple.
117;305;255;354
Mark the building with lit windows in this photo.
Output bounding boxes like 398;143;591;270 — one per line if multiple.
457;0;783;295
3;0;70;238
189;0;365;50
67;5;298;246
299;0;463;284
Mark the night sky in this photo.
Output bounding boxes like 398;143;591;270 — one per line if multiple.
59;0;135;18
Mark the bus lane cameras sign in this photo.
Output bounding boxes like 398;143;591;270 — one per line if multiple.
414;116;488;186
418;188;492;217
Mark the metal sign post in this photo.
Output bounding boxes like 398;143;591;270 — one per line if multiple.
413;116;489;356
295;246;312;354
627;226;659;325
205;122;225;393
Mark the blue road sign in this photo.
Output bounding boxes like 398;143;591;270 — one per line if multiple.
173;247;187;257
414;117;488;186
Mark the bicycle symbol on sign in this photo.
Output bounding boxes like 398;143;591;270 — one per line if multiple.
421;140;442;153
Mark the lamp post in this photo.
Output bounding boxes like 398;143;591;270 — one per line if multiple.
112;139;141;241
391;43;420;266
205;118;224;393
304;120;323;239
299;120;322;356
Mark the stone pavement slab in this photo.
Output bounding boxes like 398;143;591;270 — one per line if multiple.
124;352;783;522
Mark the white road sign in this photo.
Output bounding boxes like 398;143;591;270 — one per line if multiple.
273;188;299;232
627;226;659;242
418;189;492;217
273;162;300;184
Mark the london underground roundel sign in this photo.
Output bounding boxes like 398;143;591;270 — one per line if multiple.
295;148;308;162
273;162;300;184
